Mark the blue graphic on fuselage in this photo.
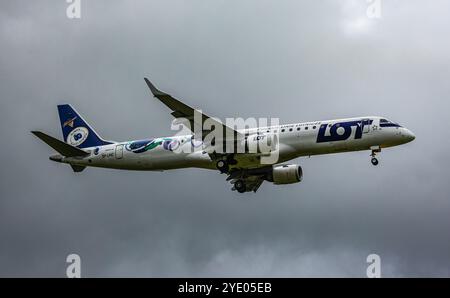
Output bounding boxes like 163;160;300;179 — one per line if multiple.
126;139;155;153
162;139;180;151
125;138;180;153
317;119;373;143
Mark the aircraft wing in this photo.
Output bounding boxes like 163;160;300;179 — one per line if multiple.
144;78;242;140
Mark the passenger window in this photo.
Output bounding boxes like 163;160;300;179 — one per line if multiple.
289;128;293;132
281;129;285;132
305;127;308;130
313;126;316;129
297;127;300;131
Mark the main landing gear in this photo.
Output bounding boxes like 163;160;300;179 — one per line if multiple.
216;160;229;173
216;155;238;174
370;146;381;166
234;179;246;193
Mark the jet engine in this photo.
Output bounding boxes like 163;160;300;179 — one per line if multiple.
268;164;303;185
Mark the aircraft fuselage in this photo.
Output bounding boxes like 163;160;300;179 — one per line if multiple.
59;116;415;171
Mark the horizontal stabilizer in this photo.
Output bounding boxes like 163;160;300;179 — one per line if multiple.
31;131;89;157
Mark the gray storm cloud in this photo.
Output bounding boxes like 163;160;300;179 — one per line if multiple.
0;0;449;277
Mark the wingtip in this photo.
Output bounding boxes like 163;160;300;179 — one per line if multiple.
144;77;156;93
30;131;46;140
144;78;165;96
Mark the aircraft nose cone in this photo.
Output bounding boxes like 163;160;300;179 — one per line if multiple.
404;129;416;142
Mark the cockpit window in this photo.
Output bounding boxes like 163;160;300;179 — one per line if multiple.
380;118;401;128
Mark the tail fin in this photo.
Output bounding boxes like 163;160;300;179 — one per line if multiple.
57;104;113;149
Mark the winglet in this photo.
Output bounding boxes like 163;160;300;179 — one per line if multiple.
144;78;167;97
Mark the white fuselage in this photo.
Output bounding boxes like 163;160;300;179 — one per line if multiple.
62;116;415;171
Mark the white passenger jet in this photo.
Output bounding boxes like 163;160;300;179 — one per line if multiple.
32;78;415;193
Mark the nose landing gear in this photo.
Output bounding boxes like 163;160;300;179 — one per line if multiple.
370;146;381;166
371;157;379;166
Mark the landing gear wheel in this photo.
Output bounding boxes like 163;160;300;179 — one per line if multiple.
234;179;246;193
370;146;381;166
371;157;379;166
216;160;229;173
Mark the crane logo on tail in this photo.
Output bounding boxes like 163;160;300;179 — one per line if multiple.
63;116;78;128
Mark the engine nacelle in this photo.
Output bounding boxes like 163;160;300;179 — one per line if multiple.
243;134;278;154
270;164;303;185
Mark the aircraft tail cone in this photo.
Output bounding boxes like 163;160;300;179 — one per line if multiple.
49;154;63;162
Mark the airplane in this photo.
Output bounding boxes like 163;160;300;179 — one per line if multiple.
31;78;415;193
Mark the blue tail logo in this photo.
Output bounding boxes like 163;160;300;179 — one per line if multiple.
57;104;113;148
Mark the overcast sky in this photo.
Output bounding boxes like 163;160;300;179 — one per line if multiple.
1;0;450;277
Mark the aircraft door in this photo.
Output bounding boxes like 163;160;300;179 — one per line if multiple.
115;144;124;159
362;119;370;134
